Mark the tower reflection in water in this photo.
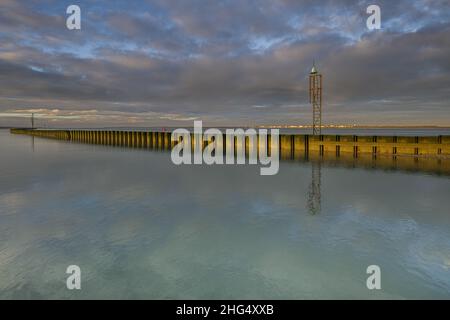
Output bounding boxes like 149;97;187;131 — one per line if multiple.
307;161;322;215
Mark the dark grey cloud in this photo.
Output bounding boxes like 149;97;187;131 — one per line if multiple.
0;0;449;126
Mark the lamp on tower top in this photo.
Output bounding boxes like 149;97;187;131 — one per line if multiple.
309;62;322;136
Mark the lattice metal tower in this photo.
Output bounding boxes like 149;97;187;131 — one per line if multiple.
309;63;322;135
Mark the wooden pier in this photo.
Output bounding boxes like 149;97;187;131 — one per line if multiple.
10;128;450;175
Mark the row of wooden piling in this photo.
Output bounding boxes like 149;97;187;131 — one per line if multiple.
70;130;173;149
10;128;450;158
281;135;450;159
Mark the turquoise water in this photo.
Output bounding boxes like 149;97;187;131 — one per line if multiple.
0;129;449;299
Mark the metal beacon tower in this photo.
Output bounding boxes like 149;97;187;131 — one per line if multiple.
309;63;322;135
307;62;323;215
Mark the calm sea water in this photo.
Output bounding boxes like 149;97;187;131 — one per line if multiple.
0;129;449;299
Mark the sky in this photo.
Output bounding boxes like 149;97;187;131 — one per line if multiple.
0;0;449;127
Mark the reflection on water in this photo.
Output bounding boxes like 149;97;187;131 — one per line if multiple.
0;129;450;299
307;162;322;215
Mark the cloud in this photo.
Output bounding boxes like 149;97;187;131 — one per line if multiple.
0;0;449;126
